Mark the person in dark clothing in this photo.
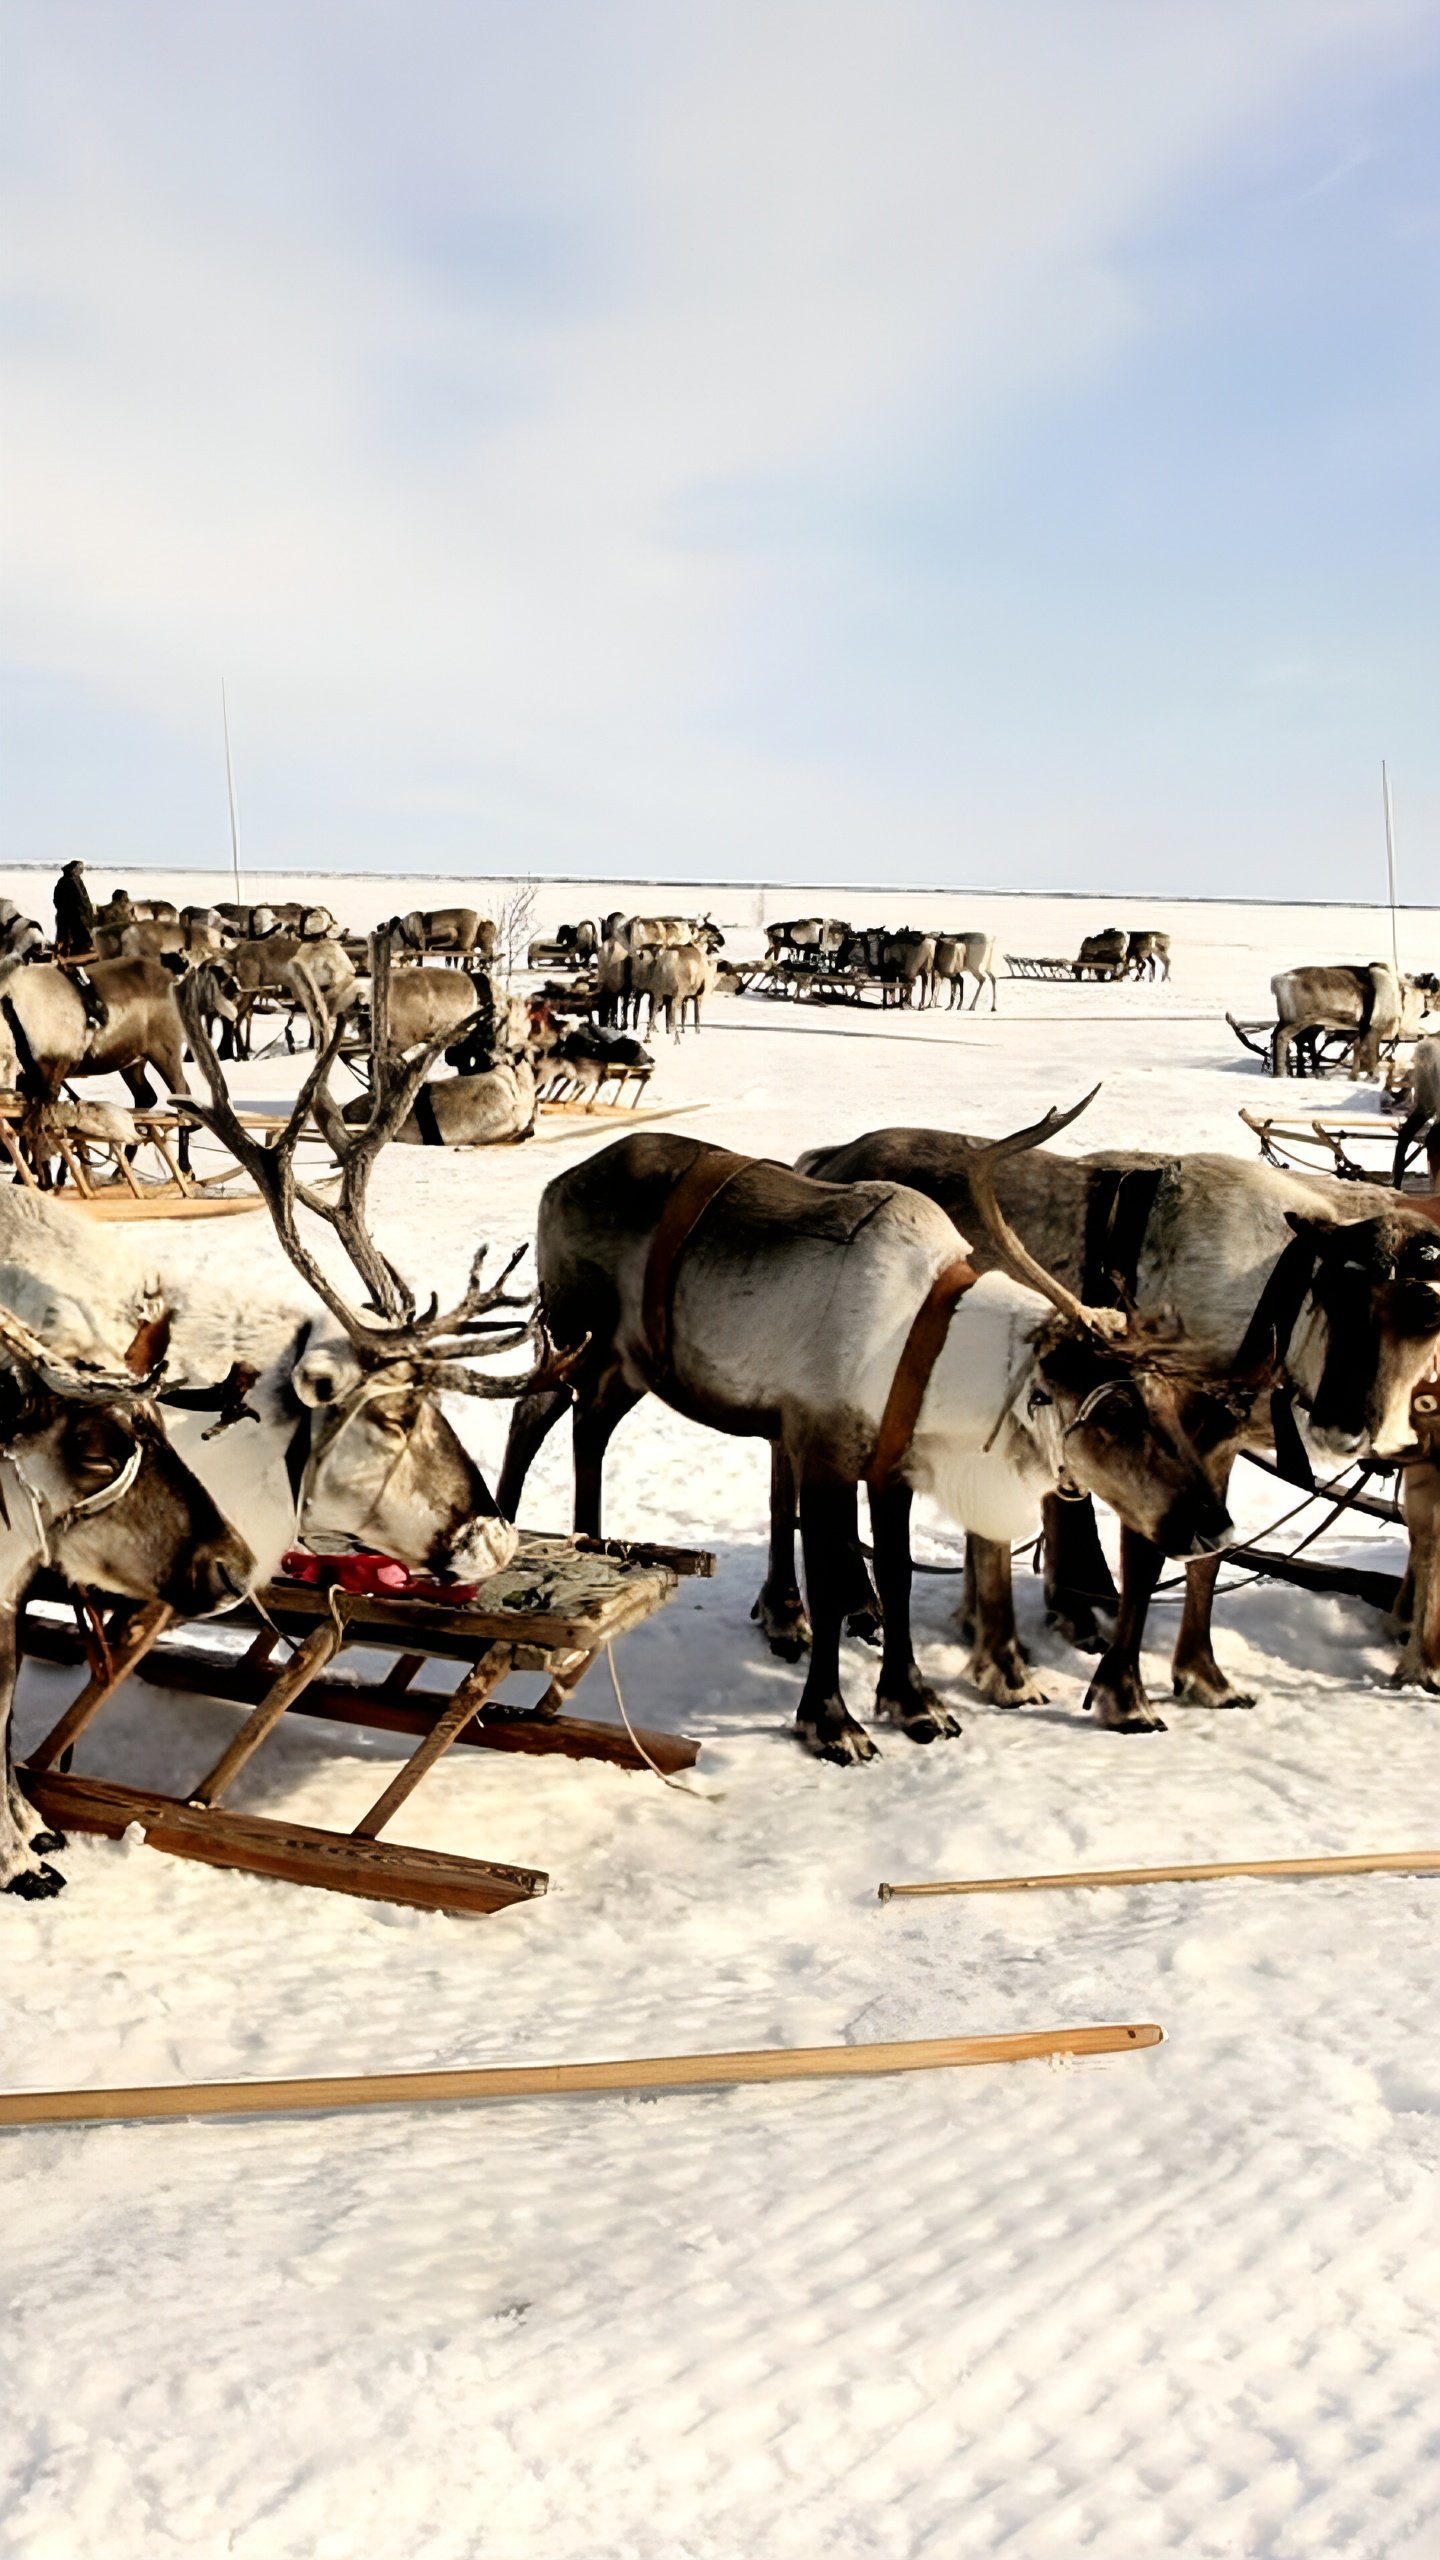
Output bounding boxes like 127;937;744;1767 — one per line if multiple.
52;861;106;1030
53;861;96;959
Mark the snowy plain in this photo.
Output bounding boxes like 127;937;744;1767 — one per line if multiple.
2;871;1439;2560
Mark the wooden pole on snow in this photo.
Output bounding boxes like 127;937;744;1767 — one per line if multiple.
0;2023;1163;2133
878;1849;1440;1901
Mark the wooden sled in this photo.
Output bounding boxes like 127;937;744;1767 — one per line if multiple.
0;1096;270;1219
19;1532;712;1917
1227;1013;1407;1081
1238;1105;1418;1187
1004;954;1074;981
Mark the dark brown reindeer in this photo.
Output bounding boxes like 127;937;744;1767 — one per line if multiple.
496;1104;1233;1764
801;1124;1440;1728
0;1307;256;1898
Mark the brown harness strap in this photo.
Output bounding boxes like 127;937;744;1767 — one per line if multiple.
641;1146;756;1385
868;1258;978;1487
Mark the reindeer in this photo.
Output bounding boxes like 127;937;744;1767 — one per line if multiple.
496;1107;1233;1763
1126;931;1171;981
1271;964;1440;1079
356;964;490;1054
595;938;634;1029
0;955;193;1107
931;934;999;1011
1393;1037;1440;1189
642;942;715;1037
765;919;850;959
0;1307;256;1897
801;1122;1440;1727
1076;930;1128;981
398;908;493;963
156;951;543;1580
224;936;359;1057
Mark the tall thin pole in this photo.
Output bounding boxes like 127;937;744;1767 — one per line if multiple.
1383;759;1400;980
221;680;242;905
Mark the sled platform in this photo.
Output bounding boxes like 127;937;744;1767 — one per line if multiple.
19;1533;711;1917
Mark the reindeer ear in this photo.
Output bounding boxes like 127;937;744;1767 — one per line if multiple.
292;1340;364;1407
126;1310;172;1375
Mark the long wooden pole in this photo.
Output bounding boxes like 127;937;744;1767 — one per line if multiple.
1383;758;1400;981
222;678;242;906
0;2023;1162;2132
879;1849;1440;1902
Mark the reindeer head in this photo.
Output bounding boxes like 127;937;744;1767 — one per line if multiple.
965;1095;1235;1558
1282;1208;1440;1456
0;1311;254;1614
178;937;542;1581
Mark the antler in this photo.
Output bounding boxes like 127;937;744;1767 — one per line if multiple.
965;1089;1124;1336
176;938;542;1381
0;1303;159;1403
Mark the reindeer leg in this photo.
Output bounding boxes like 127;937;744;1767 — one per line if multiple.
0;1609;64;1897
966;1533;1047;1705
753;1444;811;1658
796;1470;878;1764
1083;1528;1168;1732
1171;1459;1254;1704
1394;1457;1440;1691
871;1478;959;1742
832;1480;881;1641
495;1382;574;1521
571;1371;644;1539
1042;1492;1118;1650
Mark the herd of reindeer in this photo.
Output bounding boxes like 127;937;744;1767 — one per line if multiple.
4;881;1440;1897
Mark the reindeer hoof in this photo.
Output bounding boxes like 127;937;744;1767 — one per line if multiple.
1086;1667;1167;1732
796;1702;879;1765
752;1589;811;1660
967;1646;1047;1708
29;1829;67;1855
5;1861;66;1899
1172;1670;1255;1710
1390;1658;1440;1694
875;1685;961;1743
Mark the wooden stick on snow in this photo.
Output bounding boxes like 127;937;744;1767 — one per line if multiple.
878;1849;1440;1901
0;2022;1163;2132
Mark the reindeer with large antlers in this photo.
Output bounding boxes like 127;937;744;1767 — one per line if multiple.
143;941;545;1581
496;1104;1236;1762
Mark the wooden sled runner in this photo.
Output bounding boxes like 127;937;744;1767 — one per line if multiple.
19;1532;712;1917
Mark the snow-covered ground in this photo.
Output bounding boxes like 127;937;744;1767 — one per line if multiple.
3;882;1440;2560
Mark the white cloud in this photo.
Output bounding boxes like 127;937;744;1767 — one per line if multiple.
3;0;1435;876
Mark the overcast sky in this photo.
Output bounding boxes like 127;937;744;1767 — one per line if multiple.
6;1;1440;897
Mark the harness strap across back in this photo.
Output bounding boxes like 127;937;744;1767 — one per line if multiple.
640;1147;757;1386
868;1258;978;1488
1230;1228;1323;1491
1082;1167;1164;1309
